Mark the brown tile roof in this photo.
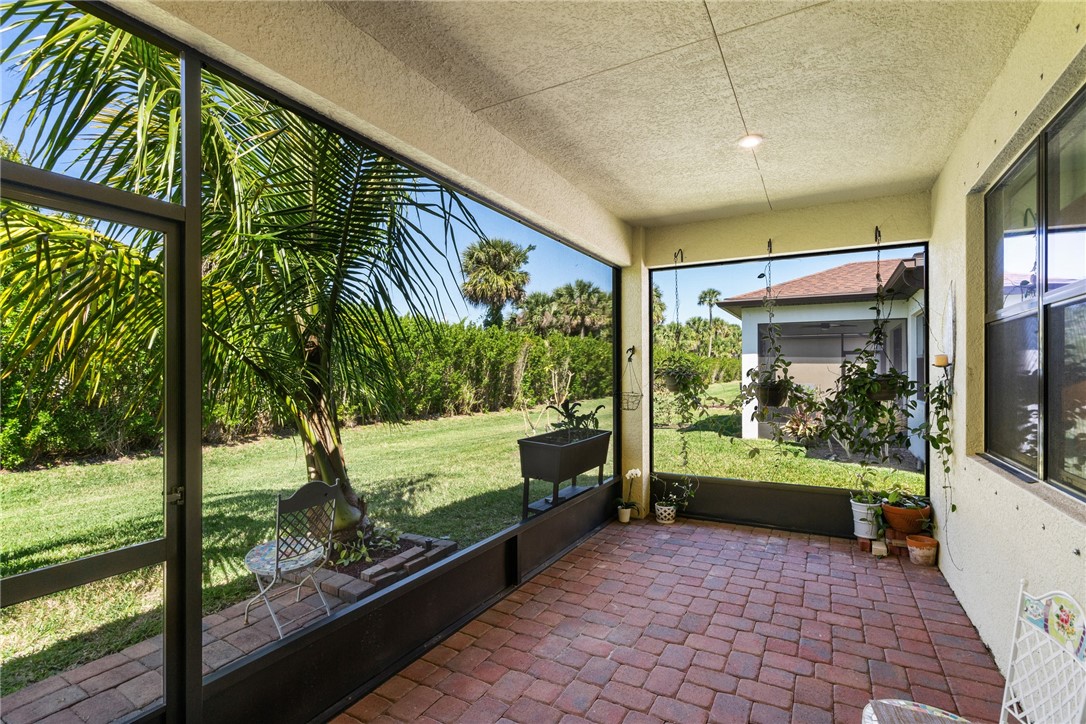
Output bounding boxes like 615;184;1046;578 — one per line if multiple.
721;259;907;305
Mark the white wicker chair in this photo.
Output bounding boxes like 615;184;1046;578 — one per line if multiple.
243;481;337;639
863;580;1086;724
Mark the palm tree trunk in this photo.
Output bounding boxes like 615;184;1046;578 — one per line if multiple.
299;333;365;531
297;404;366;531
708;308;714;358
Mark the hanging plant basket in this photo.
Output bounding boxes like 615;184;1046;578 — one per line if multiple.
662;373;683;393
621;391;643;411
755;381;789;408
867;374;899;402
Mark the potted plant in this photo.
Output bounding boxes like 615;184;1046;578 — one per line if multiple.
905;535;938;566
734;249;795;415
654;475;698;524
616;468;642;523
654;352;709;469
849;467;884;539
655;354;704;397
880;488;932;535
517;400;611;517
820;281;918;469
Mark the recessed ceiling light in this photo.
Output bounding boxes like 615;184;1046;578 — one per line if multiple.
738;134;764;149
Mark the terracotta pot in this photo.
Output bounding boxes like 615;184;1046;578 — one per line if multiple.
881;504;932;535
617;508;632;523
906;535;938;566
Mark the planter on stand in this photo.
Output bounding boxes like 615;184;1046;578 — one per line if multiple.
518;428;611;519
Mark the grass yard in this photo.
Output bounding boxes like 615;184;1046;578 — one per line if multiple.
653;381;927;494
0;401;613;694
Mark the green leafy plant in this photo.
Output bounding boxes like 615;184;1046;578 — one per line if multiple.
732;256;797;420
654;475;699;510
546;400;604;430
820;286;918;466
331;529;371;566
923;373;954;476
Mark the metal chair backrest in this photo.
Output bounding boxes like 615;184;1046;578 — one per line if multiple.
274;480;337;574
1000;581;1086;723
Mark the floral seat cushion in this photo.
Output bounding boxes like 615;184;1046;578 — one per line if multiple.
244;539;325;577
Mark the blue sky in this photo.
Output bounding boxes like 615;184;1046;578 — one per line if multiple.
655;246;924;326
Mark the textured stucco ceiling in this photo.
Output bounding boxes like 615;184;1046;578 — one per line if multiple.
330;0;1037;227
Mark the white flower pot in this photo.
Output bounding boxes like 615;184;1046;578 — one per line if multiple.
617;508;632;523
655;503;677;524
851;500;881;539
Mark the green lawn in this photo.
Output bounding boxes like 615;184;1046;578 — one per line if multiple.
0;401;613;694
654;381;926;494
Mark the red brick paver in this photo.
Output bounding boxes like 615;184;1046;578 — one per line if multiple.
1;590;342;723
336;520;1004;723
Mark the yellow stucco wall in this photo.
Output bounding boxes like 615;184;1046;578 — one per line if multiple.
644;191;931;268
924;1;1086;671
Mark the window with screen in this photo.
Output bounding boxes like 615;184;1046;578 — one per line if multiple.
985;86;1086;498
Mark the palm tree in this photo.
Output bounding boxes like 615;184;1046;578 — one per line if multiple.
460;237;535;328
553;280;609;337
515;291;559;336
0;2;479;530
651;283;666;327
697;288;721;357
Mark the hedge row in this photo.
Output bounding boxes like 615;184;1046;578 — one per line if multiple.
2;321;614;468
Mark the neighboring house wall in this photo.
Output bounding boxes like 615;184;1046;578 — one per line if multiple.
739;298;925;462
739;301;900;438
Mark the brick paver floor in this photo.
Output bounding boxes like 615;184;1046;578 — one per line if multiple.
1;589;342;724
333;519;1005;724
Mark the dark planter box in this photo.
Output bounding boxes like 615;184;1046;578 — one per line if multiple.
518;428;611;483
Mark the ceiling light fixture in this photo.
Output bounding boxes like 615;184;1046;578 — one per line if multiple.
738;134;764;149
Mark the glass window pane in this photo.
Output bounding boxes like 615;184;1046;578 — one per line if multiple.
1046;95;1086;293
986;148;1039;314
1;200;165;573
986;315;1040;472
0;2;181;200
1047;299;1086;494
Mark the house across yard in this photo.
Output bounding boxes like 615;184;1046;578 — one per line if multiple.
719;253;927;461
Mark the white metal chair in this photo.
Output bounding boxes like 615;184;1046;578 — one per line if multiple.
863;580;1086;724
243;480;337;639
